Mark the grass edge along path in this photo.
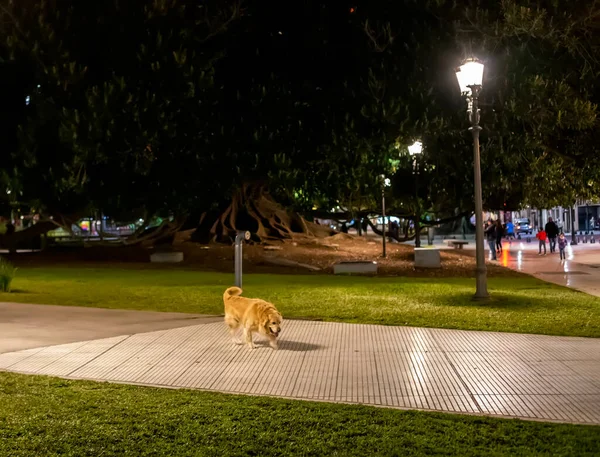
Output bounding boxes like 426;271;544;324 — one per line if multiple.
1;372;600;457
2;267;600;337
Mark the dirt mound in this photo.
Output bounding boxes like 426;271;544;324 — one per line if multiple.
176;236;519;278
7;235;521;278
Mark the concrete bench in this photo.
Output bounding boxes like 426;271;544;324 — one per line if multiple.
414;248;441;268
445;240;469;249
333;261;378;275
150;251;184;263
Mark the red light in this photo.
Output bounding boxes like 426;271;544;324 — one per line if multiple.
350;7;355;13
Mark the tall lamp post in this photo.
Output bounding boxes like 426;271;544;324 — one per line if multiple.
380;174;391;257
455;58;489;300
408;140;423;248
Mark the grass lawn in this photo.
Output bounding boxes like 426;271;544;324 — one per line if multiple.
2;267;600;337
0;372;598;457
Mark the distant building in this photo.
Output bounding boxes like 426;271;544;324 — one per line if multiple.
507;200;599;233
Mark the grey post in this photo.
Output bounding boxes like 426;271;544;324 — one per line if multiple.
381;178;387;258
571;205;578;245
469;85;489;300
234;231;251;288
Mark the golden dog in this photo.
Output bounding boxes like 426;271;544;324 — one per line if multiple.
223;287;283;350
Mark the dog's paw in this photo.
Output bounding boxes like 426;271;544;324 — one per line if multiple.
270;341;279;350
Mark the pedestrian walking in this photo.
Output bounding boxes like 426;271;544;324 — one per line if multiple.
536;227;547;255
545;217;559;253
557;232;568;261
495;220;504;253
485;220;497;260
505;220;515;241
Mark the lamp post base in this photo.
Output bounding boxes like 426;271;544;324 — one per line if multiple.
472;260;489;301
472;291;490;301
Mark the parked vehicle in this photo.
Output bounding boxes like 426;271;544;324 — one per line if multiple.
515;218;532;235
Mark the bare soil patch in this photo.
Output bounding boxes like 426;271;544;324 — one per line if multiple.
7;233;521;278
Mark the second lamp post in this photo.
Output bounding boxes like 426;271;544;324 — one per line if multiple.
408;140;423;248
380;174;391;257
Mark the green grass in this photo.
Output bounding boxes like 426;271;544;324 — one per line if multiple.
0;256;16;292
0;372;598;457
2;267;600;337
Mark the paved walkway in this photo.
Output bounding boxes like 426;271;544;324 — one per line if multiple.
418;238;600;297
498;242;600;297
2;318;599;425
0;302;220;353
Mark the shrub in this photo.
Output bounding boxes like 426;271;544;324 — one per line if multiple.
0;256;17;292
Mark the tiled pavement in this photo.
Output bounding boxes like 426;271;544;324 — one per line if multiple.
434;239;600;297
2;319;600;425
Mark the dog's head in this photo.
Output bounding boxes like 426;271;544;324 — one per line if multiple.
263;311;283;338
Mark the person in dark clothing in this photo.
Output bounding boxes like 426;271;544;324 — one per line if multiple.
495;220;504;253
391;220;399;238
544;217;559;253
485;220;497;260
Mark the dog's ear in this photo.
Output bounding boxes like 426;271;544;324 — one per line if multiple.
261;314;271;331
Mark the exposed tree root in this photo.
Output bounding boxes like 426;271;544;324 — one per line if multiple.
123;217;187;248
193;183;334;243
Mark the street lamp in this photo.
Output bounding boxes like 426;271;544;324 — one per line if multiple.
408;140;423;248
380;174;391;257
455;58;489;300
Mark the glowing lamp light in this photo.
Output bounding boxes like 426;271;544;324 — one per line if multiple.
408;140;423;156
455;58;484;95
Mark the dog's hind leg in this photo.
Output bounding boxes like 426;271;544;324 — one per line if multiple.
243;327;255;349
225;316;242;345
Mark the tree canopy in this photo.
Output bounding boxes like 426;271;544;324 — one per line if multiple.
0;0;599;241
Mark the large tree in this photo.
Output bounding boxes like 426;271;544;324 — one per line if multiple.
1;0;599;246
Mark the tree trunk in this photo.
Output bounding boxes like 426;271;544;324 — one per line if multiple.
124;216;187;247
192;183;334;243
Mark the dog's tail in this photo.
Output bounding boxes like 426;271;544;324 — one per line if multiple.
224;287;243;299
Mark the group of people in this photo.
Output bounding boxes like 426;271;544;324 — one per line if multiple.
535;218;569;260
484;219;506;261
484;217;568;261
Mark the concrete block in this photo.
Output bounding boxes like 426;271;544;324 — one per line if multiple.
150;251;184;263
414;248;441;268
333;261;378;275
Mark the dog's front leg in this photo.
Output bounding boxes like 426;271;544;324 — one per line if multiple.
267;335;279;350
243;328;255;349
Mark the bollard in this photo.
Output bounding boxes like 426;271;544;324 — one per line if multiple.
591;231;596;244
234;231;251;288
